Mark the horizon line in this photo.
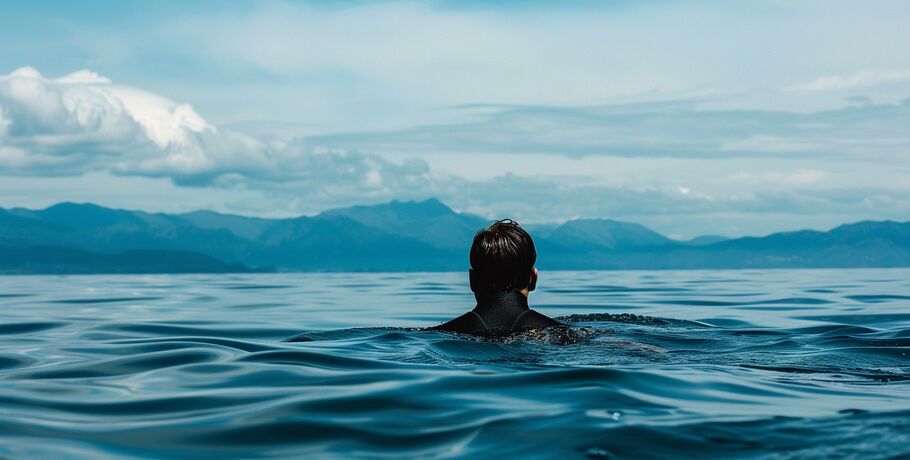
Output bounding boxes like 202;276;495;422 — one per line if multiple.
3;198;907;242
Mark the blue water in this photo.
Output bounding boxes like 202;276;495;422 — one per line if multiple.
1;270;909;459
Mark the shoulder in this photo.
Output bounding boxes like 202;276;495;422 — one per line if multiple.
517;309;562;330
428;312;486;335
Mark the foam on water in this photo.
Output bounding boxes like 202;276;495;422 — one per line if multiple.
0;270;909;459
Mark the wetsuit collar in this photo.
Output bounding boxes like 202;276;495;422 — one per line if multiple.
473;289;529;315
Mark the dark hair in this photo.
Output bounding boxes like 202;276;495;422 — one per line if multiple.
470;219;536;292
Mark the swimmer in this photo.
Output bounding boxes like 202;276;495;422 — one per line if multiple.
431;219;562;336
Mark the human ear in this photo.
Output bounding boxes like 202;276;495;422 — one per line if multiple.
528;267;538;292
469;268;478;293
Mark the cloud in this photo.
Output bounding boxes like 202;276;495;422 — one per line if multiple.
310;99;910;159
790;70;910;92
161;1;910;114
724;169;826;186
3;0;910;137
0;66;198;175
3;67;910;238
0;67;437;203
432;173;910;238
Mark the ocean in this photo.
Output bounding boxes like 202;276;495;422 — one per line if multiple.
0;269;908;459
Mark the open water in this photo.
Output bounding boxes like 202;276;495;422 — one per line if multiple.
0;270;908;459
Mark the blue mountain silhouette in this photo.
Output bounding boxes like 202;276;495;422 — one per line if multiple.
1;199;908;273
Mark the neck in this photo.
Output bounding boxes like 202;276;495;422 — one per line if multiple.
473;289;529;314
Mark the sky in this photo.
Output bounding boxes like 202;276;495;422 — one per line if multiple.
1;0;909;239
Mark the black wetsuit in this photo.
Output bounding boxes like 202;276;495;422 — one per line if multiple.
430;290;561;336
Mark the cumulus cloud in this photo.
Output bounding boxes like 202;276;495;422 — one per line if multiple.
0;66;205;174
0;67;436;202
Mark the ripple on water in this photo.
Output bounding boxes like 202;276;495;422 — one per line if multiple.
52;297;164;304
0;271;909;459
845;294;910;303
0;354;37;370
18;348;229;380
0;322;68;335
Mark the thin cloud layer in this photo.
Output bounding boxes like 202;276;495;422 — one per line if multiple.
311;100;910;159
790;70;910;92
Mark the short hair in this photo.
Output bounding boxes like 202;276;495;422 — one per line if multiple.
470;219;536;292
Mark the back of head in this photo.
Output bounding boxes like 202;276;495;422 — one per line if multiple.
470;219;536;293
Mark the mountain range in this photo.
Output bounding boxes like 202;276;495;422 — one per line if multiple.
1;199;909;273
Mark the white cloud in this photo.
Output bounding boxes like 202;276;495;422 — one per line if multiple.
725;169;826;186
720;135;822;154
55;69;112;85
1;66;174;173
312;100;910;160
105;85;214;148
790;70;910;92
2;67;910;238
0;145;28;167
0;107;8;135
0;67;437;204
4;1;910;134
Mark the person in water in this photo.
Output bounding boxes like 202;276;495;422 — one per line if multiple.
431;219;562;336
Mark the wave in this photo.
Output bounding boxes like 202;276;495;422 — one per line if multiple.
1;270;909;458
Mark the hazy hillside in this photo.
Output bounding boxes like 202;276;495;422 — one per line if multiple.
1;199;909;273
250;213;459;271
0;245;251;274
545;219;675;250
321;198;488;251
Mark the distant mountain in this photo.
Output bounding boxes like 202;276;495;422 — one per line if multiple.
690;220;910;268
8;202;256;264
0;244;251;274
1;199;909;273
544;219;675;250
683;235;728;246
250;213;457;271
176;210;274;240
320;198;488;251
541;220;910;270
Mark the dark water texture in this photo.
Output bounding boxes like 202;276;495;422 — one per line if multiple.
0;270;909;459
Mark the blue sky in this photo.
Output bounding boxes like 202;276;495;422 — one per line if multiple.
1;0;909;238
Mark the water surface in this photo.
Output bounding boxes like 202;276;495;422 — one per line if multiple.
1;270;909;458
